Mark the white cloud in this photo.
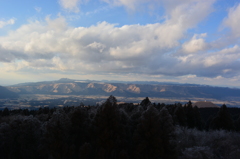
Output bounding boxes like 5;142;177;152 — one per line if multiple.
101;0;215;20
167;0;215;28
101;0;157;11
59;0;82;13
182;33;208;53
86;42;106;53
223;3;240;37
180;74;197;81
0;19;15;28
34;7;42;13
177;45;240;77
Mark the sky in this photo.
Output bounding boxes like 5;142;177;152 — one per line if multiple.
0;0;240;87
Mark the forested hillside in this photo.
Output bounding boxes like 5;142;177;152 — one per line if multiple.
1;96;240;159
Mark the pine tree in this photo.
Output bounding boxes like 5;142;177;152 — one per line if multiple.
173;105;186;127
2;107;10;116
105;95;117;105
140;97;151;110
185;101;196;128
133;105;163;159
0;116;41;159
210;104;235;131
69;106;90;157
41;109;73;158
193;106;203;130
79;142;93;159
133;106;176;159
235;115;240;131
92;96;126;158
159;107;176;159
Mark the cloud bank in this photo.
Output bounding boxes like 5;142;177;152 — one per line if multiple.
1;0;240;85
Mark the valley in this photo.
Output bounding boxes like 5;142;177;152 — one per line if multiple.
1;78;240;109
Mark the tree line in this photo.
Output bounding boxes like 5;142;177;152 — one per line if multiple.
0;96;240;159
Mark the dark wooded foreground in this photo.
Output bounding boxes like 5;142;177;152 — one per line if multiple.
1;96;240;159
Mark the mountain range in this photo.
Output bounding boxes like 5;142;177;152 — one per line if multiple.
2;78;240;101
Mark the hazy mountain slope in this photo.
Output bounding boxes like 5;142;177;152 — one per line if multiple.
0;86;19;99
6;79;240;100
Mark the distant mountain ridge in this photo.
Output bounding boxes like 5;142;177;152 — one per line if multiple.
5;78;240;100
